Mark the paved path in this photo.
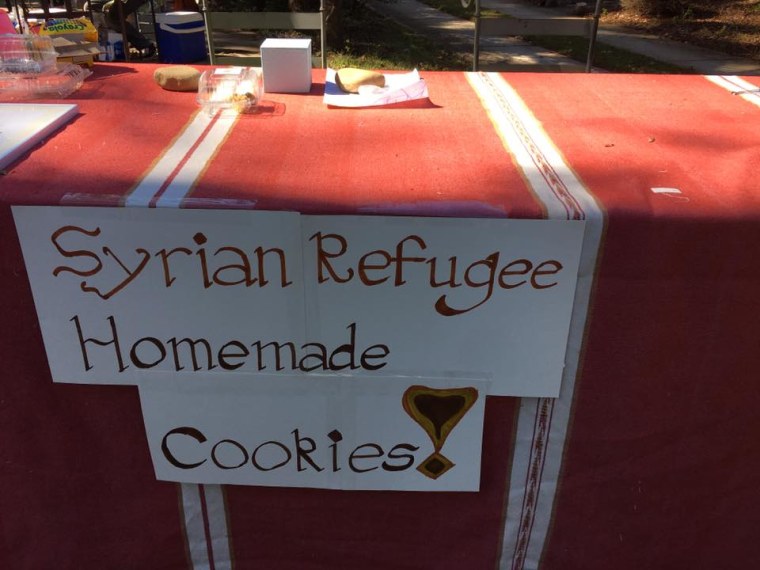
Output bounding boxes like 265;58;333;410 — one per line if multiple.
368;0;760;75
367;0;587;71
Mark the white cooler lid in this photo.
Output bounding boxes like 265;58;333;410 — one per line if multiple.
155;11;204;25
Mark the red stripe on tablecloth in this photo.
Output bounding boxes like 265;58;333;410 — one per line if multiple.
511;398;556;570
147;111;223;207
504;74;760;569
512;400;543;569
199;485;217;570
186;71;544;219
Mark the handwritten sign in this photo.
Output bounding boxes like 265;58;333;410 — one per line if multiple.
13;206;584;397
139;373;488;491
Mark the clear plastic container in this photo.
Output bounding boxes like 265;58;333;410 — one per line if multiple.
0;63;91;101
196;67;263;116
0;34;58;75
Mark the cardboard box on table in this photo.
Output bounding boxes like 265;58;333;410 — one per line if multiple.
39;17;100;66
50;36;101;66
261;38;312;93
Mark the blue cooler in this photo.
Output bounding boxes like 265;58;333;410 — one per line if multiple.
155;12;207;64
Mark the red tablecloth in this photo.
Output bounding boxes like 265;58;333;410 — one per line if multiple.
1;65;760;570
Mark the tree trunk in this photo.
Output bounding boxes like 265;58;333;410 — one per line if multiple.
288;0;342;49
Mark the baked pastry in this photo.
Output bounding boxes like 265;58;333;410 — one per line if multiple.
335;68;385;94
153;66;202;92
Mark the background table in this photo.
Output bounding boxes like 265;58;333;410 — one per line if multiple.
1;64;759;570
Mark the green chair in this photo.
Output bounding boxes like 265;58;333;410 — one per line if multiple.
473;0;603;72
200;0;326;68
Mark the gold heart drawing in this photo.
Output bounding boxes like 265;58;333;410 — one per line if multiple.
402;385;478;479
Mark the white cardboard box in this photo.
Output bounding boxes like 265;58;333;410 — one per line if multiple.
261;38;312;93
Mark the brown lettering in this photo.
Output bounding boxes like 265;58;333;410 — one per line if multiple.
357;250;392;285
211;439;249;469
168;337;216;371
130;336;167;369
212;246;254;286
360;344;390;371
498;258;532;289
531;260;562;289
161;427;207;469
217;340;249;370
394;235;427;285
156;246;192;287
252;341;297;371
71;314;128;372
251;441;291;471
310;231;353;283
382;443;419;472
292;429;324;472
51;225;102;277
349;443;384;473
253;246;292;287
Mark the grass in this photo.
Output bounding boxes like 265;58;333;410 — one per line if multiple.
416;0;695;72
209;0;711;73
419;0;501;18
606;0;760;62
207;1;468;71
526;35;684;73
328;4;468;70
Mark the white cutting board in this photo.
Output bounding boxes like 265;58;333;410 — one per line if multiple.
0;103;78;170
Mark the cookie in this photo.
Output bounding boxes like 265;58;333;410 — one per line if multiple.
153;66;202;92
335;68;385;94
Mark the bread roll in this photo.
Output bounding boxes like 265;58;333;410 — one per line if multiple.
335;68;385;94
153;66;202;92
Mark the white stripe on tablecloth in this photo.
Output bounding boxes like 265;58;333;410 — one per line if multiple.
466;72;605;570
705;75;760;108
122;108;237;570
124;111;213;207
181;483;213;570
204;484;234;570
156;113;239;207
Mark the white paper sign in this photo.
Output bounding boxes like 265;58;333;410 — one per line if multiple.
13;206;305;385
303;216;584;397
139;373;487;491
13;206;584;396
